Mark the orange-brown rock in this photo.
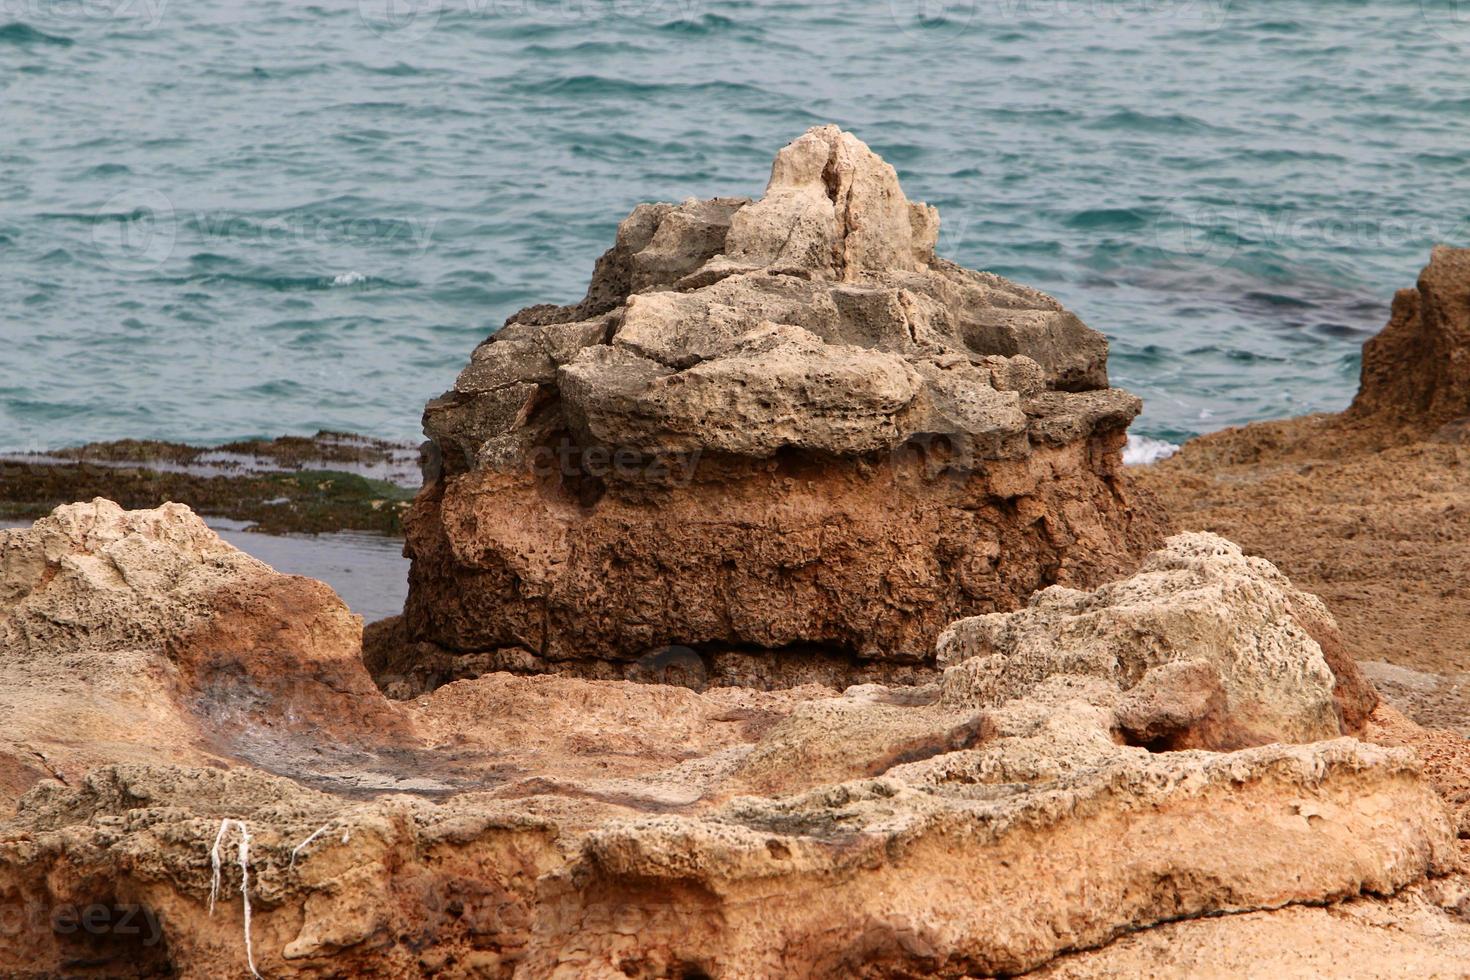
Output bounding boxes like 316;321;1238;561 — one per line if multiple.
1349;245;1470;432
4;503;1467;978
400;127;1162;689
401;433;1158;691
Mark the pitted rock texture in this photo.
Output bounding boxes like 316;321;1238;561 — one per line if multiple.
404;126;1161;683
3;503;1465;978
937;532;1379;746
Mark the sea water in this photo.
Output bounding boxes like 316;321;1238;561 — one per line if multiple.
3;0;1467;454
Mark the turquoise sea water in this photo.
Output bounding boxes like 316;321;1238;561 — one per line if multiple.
2;0;1468;452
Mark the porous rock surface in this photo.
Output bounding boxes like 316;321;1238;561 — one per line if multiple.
400;125;1161;690
2;502;1466;978
937;532;1379;747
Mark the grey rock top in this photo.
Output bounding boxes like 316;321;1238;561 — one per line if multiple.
426;125;1140;470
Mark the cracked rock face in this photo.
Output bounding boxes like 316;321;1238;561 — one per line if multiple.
0;510;1459;978
401;126;1162;688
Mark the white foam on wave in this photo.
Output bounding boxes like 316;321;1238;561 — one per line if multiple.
331;271;367;286
1123;434;1180;466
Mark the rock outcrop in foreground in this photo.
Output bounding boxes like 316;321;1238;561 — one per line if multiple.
4;501;1468;977
399;126;1161;690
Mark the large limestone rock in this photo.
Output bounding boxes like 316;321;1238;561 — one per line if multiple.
3;504;1464;978
401;126;1161;688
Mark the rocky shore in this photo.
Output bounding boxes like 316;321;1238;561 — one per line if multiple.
3;130;1470;978
0;432;418;535
1134;245;1470;730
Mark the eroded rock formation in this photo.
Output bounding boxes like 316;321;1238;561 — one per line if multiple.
937;532;1379;746
1350;244;1470;432
3;503;1467;978
399;126;1161;690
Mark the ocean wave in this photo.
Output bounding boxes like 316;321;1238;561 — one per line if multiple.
655;13;740;35
0;23;74;47
1123;435;1181;466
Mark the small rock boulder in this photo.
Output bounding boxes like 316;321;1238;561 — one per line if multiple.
937;531;1378;749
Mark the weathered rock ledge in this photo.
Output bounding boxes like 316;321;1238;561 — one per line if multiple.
4;501;1468;977
397;126;1161;692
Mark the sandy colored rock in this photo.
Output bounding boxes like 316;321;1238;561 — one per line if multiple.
405;126;1162;686
1035;887;1470;979
0;499;410;804
3;501;1465;977
1043;704;1470;979
937;532;1375;747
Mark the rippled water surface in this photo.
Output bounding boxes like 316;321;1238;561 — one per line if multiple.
3;0;1468;449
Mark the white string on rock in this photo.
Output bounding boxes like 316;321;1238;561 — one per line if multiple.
208;818;264;979
289;823;332;869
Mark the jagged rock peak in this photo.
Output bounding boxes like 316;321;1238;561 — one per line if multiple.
718;123;940;278
425;125;1130;474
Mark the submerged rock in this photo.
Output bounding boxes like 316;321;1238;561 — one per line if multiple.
0;431;418;534
401;126;1162;689
3;502;1465;977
